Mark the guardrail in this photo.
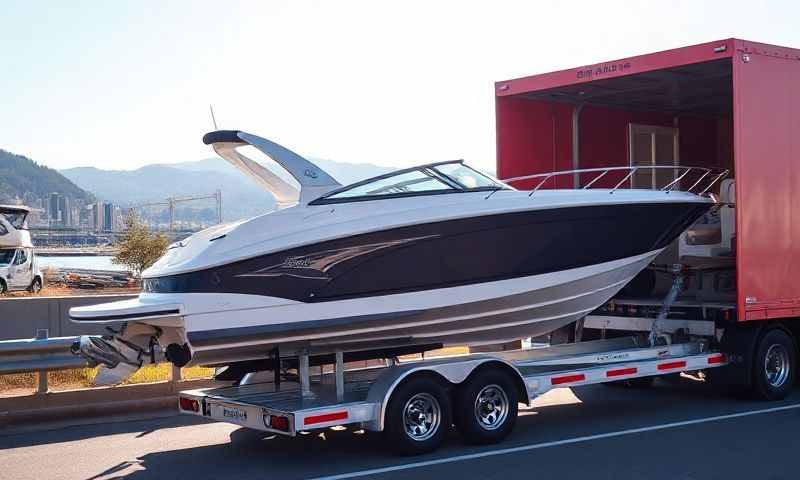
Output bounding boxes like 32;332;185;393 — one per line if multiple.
0;329;184;395
0;330;90;394
0;331;88;375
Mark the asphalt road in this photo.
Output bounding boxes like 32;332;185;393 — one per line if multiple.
2;379;799;480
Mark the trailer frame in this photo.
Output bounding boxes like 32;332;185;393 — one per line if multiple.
179;337;726;444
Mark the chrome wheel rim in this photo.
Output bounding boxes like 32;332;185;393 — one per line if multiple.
765;344;790;388
473;384;509;431
403;393;441;441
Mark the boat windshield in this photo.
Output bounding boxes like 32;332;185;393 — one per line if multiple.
313;161;509;204
0;249;15;265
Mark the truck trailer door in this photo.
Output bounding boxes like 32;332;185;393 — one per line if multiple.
629;124;679;189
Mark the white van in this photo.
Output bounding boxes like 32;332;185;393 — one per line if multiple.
0;247;43;294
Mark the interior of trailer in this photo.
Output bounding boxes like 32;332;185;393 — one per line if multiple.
497;57;738;312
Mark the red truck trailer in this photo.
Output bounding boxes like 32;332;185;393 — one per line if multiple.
496;38;800;399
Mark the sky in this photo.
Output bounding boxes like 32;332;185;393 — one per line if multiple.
2;0;799;173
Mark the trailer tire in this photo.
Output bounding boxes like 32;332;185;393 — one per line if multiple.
383;375;451;455
751;328;796;401
454;369;518;445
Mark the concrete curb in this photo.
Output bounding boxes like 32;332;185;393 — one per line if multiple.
0;378;221;434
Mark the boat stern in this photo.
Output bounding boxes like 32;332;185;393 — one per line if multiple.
69;297;191;385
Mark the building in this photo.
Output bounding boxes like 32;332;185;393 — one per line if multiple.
102;202;114;232
48;193;62;224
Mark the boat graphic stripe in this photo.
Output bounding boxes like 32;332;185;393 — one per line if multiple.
143;201;708;302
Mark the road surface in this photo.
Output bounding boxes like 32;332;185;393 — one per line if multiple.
2;378;798;480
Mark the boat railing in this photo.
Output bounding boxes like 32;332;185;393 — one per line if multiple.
503;165;729;197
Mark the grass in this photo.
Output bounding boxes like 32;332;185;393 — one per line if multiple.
0;346;470;396
0;364;214;394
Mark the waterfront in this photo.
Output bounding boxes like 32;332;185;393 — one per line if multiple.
37;255;126;272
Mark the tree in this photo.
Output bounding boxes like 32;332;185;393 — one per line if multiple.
112;212;169;278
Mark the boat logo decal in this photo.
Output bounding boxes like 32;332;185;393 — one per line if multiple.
283;257;312;269
235;234;441;280
304;169;318;179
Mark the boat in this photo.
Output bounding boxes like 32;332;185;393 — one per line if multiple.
0;205;32;248
70;130;718;384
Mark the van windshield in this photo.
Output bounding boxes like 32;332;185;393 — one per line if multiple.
1;212;28;229
0;249;15;265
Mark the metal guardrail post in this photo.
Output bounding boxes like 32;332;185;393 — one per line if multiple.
35;329;49;395
171;364;182;383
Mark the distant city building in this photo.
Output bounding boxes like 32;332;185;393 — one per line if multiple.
91;202;104;233
103;202;114;232
49;193;61;224
47;193;77;227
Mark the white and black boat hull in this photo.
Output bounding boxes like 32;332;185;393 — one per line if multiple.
186;249;659;365
70;196;711;376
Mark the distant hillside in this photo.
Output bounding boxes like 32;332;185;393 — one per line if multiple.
62;158;395;222
0;149;93;204
164;157;395;186
60;165;275;221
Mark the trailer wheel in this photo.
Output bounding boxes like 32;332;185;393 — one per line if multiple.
454;369;518;445
384;376;451;455
752;328;796;401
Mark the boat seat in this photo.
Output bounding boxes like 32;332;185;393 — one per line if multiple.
679;178;735;259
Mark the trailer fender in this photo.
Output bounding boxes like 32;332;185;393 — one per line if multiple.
365;356;529;432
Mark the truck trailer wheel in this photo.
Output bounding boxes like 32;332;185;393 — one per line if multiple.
383;376;451;455
752;328;796;401
454;369;518;445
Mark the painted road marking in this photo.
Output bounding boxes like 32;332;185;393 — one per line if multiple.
309;403;800;480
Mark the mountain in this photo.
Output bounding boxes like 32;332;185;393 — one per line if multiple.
60;164;274;221
164;157;395;186
0;149;93;205
60;158;394;222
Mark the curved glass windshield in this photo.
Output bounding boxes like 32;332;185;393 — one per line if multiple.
315;161;508;204
433;163;504;189
0;249;15;265
327;170;454;199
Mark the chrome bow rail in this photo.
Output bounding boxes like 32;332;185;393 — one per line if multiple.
503;166;729;196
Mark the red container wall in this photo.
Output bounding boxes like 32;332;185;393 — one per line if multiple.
733;45;800;320
496;99;722;188
495;97;573;188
